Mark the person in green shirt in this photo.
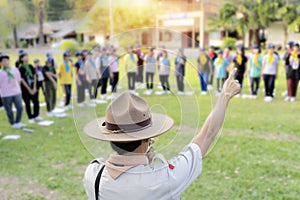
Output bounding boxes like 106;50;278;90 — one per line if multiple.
248;45;263;98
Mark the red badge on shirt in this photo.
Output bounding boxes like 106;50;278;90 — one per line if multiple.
168;163;175;170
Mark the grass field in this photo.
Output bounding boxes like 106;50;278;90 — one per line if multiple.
0;51;300;200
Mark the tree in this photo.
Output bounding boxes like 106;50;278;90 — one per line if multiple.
237;1;259;45
70;0;97;18
22;0;35;22
256;1;277;29
46;0;73;21
255;2;278;44
277;2;299;46
234;0;284;45
0;0;28;48
86;5;155;36
32;0;45;47
236;4;250;45
209;2;238;37
210;1;250;45
288;3;300;34
210;0;300;47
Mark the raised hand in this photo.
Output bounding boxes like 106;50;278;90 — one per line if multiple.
222;68;241;100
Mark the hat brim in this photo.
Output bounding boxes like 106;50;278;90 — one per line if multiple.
84;113;174;142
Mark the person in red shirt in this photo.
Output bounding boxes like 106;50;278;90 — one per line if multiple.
284;43;300;102
135;44;145;89
282;41;295;97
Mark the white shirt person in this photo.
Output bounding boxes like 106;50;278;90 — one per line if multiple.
83;70;241;199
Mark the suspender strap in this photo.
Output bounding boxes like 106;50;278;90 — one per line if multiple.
94;165;105;200
95;165;105;200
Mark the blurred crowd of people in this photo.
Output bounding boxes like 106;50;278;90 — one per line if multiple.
198;41;300;103
0;41;299;128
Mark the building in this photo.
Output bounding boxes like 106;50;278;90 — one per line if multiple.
267;21;300;49
14;20;82;48
73;0;229;49
155;0;228;48
75;17;106;44
16;23;53;47
49;20;82;41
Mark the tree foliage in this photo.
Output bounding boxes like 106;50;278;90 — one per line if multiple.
46;0;73;21
86;6;155;35
210;2;238;36
70;0;97;18
1;0;28;25
0;0;28;47
21;0;96;21
211;0;300;45
22;0;35;22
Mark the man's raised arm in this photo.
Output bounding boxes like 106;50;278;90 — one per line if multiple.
192;69;241;157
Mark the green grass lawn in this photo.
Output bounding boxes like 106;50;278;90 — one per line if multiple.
0;52;300;199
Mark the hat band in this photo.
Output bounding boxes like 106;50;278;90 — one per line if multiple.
105;118;152;133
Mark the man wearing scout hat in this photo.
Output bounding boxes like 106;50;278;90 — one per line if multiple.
84;70;241;199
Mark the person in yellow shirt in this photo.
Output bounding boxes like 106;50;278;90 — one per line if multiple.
57;52;73;109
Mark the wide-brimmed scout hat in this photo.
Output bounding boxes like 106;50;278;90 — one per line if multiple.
84;92;174;142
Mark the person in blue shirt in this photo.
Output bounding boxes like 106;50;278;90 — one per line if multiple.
248;45;263;98
157;50;171;94
175;47;187;95
144;47;156;95
214;49;229;92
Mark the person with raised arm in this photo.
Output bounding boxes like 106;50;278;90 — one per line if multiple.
83;69;241;200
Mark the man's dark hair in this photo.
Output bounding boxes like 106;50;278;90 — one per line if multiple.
110;141;142;155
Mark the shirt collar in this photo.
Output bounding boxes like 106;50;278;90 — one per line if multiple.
106;154;149;180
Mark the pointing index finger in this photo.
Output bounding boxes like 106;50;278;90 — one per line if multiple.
228;68;237;80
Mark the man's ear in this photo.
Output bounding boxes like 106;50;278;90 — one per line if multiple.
142;139;150;144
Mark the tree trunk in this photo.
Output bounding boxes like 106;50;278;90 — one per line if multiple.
255;29;259;45
283;25;288;50
261;28;266;44
241;32;245;46
38;1;44;47
225;30;229;38
12;24;19;48
9;0;18;48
